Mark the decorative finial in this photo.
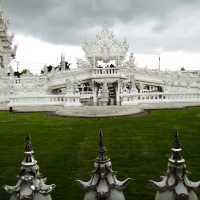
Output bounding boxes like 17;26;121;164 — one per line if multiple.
77;129;131;200
97;129;106;161
4;135;56;199
25;134;33;152
173;130;181;149
158;56;161;71
150;130;200;200
170;130;184;163
22;135;36;165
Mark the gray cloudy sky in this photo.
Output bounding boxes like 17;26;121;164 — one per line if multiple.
4;0;200;53
2;0;200;71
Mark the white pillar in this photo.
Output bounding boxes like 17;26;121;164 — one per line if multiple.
93;81;97;106
93;56;96;68
139;82;144;93
116;80;121;105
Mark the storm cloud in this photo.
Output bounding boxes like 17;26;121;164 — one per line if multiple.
3;0;200;53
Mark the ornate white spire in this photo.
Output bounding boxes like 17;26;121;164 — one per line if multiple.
82;28;129;66
77;129;131;200
60;51;65;63
0;4;16;75
150;131;200;200
129;52;135;66
4;136;56;200
60;51;66;70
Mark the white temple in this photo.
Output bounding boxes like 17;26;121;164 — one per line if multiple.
1;10;200;116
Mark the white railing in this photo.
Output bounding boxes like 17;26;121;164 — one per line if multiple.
8;94;81;107
80;91;93;99
12;76;46;85
121;92;200;105
4;92;200;107
47;68;92;89
93;68;119;75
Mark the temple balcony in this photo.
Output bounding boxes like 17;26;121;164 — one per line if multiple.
93;67;119;76
80;91;93;99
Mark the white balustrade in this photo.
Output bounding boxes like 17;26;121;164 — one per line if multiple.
80;91;93;99
8;94;81;107
5;92;200;107
93;68;119;75
121;92;200;105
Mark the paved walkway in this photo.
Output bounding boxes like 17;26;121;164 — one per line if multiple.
56;105;143;117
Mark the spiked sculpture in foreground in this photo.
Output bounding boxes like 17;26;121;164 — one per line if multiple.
77;130;131;200
4;136;56;200
150;132;200;200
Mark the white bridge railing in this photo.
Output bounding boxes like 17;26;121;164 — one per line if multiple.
121;92;200;105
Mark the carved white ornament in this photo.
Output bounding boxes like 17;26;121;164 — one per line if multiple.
82;28;129;63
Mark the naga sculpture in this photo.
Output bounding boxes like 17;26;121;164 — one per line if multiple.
150;131;200;200
77;129;131;200
4;136;56;200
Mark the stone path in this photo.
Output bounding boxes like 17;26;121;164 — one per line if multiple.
56;105;143;117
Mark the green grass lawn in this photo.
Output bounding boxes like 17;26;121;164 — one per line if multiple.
0;107;200;200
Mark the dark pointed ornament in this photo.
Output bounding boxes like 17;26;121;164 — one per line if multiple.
97;129;106;161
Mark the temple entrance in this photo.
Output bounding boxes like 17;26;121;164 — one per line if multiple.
107;82;117;105
95;82;117;106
